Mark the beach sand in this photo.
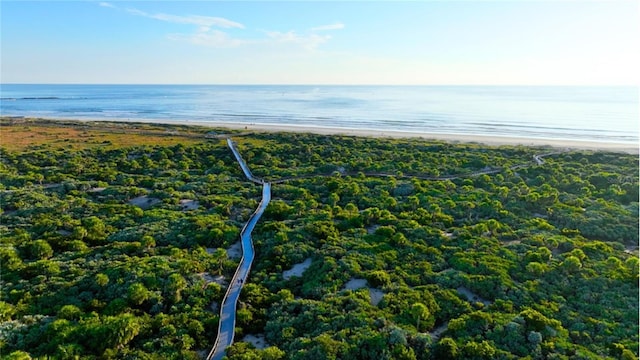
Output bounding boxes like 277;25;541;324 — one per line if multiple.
206;121;639;154
12;117;640;154
282;258;312;280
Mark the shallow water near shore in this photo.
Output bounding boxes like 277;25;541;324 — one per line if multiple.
1;84;637;144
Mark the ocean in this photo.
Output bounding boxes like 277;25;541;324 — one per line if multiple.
1;84;638;144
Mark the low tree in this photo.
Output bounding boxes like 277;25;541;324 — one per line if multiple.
411;303;430;331
28;239;53;260
128;283;150;306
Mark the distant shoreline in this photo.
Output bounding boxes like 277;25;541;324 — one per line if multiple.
5;116;639;154
203;120;640;154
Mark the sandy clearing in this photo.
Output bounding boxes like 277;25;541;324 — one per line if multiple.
369;288;384;306
456;286;492;306
343;278;367;290
503;240;522;246
226;241;242;259
179;199;199;211
241;334;269;350
429;322;449;341
198;273;227;287
199;272;217;284
206;244;242;259
343;279;384;306
283;258;312;280
128;195;161;209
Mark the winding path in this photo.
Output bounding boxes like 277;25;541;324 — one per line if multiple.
227;138;264;184
207;139;271;360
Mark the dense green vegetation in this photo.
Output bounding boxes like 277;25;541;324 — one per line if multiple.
1;122;256;359
1;120;638;359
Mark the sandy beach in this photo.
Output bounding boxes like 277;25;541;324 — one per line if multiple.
8;116;640;154
204;121;639;154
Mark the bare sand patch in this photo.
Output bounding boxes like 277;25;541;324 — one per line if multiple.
366;225;380;235
198;272;227;287
456;286;492;306
429;322;449;341
226;241;242;259
369;288;384;306
213;275;226;286
283;258;312;280
207;246;242;259
206;247;239;260
503;240;522;246
343;279;383;305
343;278;367;291
199;272;217;284
241;334;269;350
179;199;199;211
128;195;161;209
88;187;106;193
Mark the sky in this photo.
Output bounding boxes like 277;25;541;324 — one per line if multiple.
1;1;639;85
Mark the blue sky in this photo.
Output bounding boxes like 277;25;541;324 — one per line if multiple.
2;1;638;85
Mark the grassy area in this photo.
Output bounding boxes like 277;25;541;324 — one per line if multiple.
0;117;243;151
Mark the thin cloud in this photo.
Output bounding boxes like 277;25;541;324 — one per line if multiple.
97;2;335;50
98;2;246;47
168;30;247;48
124;8;244;29
311;23;345;31
266;30;331;51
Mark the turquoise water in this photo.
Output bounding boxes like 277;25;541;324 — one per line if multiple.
1;84;637;143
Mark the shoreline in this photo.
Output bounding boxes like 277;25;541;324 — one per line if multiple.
5;116;639;154
207;121;640;153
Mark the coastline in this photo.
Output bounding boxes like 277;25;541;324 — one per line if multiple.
6;116;640;154
205;121;640;154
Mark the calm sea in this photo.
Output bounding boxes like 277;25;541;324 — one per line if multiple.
1;84;638;144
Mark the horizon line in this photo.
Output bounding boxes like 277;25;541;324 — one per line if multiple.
2;82;637;87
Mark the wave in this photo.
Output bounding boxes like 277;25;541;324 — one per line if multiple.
1;96;60;100
1;96;90;101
